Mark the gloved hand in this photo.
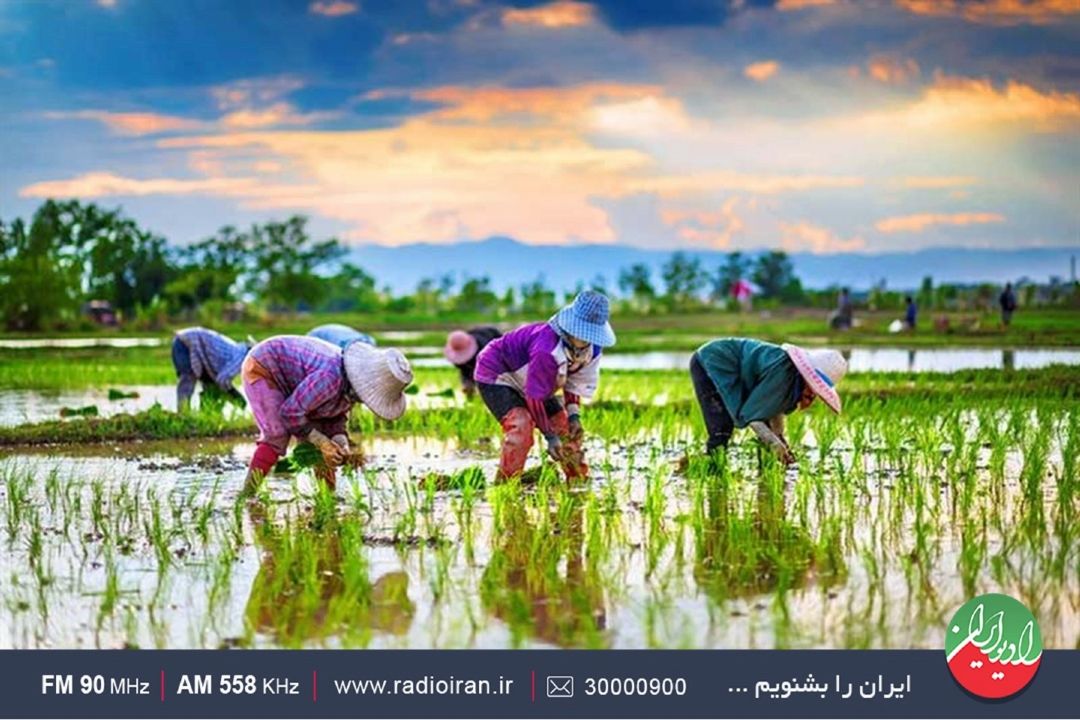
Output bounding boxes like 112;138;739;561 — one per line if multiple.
545;434;567;463
331;434;350;452
308;429;348;468
776;445;797;466
567;414;584;442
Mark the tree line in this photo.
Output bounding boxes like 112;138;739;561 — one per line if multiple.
0;200;813;331
5;200;1066;331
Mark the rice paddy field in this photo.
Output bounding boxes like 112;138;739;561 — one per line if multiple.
0;339;1077;651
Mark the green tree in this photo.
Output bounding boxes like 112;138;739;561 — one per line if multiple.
245;216;345;310
712;251;749;302
918;275;934;311
520;276;557;315
33;199;176;315
618;263;655;309
319;263;380;312
751;251;801;301
0;212;81;330
661;252;706;309
455;276;498;314
166;225;249;311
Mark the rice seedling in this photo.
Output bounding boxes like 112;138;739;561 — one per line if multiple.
0;362;1075;649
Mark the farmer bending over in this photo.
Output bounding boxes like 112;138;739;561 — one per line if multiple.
172;326;250;411
308;323;377;349
242;336;412;491
444;326;501;396
475;291;615;483
690;338;846;464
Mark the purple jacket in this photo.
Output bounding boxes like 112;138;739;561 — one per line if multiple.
474;321;602;400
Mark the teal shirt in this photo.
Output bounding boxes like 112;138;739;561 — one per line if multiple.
694;338;800;428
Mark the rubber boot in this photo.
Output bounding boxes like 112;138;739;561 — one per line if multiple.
244;442;281;495
497;407;535;482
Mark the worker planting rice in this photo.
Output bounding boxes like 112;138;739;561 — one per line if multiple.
444;326;502;396
172;326;251;411
689;338;847;464
474;290;615;483
241;335;413;491
308;323;377;349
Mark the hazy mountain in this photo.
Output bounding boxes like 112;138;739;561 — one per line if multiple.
347;237;1077;294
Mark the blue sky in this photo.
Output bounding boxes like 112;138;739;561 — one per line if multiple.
1;0;1078;253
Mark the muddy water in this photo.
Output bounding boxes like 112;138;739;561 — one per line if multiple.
1;429;1075;651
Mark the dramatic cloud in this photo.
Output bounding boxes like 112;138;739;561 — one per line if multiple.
500;1;596;28
776;0;837;8
219;103;339;130
308;1;358;18
210;76;305;112
780;220;865;253
4;1;1076;253
841;75;1080;135
905;76;1080;131
19;172;258;199
632;172;865;196
744;60;780;82
894;0;1080;26
43;110;203;136
661;198;746;249
875;212;1006;233
866;55;920;84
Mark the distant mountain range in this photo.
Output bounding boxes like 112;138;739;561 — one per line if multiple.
346;237;1077;294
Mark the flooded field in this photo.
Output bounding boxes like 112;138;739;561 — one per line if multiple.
1;390;1076;650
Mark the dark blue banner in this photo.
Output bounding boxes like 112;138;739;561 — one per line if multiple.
0;650;1074;718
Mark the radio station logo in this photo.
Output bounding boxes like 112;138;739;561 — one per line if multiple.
945;593;1042;699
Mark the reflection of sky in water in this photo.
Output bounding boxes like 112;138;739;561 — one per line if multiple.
0;337;163;348
524;348;1080;372
0;386;248;427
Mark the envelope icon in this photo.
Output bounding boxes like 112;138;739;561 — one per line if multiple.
546;676;574;698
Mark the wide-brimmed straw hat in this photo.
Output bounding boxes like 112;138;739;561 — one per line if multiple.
781;343;847;414
552;290;616;348
443;330;478;366
343;343;413;420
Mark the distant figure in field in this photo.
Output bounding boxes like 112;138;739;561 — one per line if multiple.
690;338;847;465
999;283;1018;328
172;327;250;411
307;324;376;349
730;279;754;312
904;296;917;331
829;288;853;330
443;326;502;397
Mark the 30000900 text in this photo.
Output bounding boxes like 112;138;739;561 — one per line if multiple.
584;677;687;696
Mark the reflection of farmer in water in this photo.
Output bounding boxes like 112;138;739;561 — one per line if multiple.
480;500;607;648
244;505;415;646
693;477;844;603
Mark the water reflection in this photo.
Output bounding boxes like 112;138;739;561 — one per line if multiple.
572;348;1080;373
693;478;845;602
481;499;608;648
244;505;415;646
